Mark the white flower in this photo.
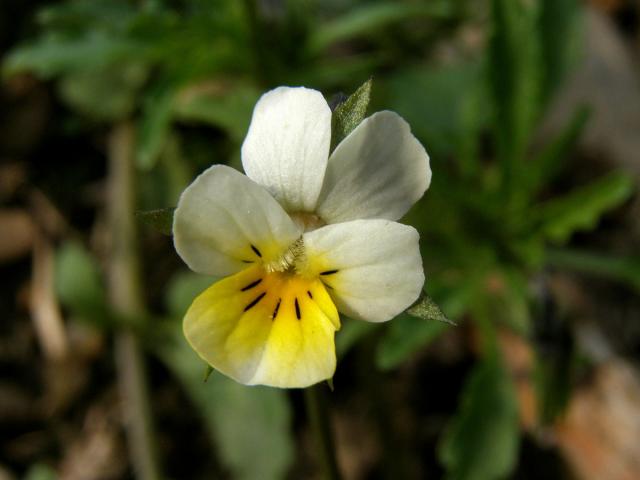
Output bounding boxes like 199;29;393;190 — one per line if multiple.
173;86;431;388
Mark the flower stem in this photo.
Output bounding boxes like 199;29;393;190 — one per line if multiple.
108;121;161;480
304;385;342;480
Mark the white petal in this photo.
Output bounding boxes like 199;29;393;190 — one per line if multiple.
316;111;431;223
303;219;424;322
173;165;301;277
241;87;331;212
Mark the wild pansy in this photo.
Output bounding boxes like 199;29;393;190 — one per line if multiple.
173;86;431;388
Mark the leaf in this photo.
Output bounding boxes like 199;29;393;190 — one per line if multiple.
376;313;449;370
156;326;294;480
137;84;177;170
57;63;147;121
330;79;372;151
3;33;144;78
385;61;484;159
439;354;520;480
546;248;640;292
534;171;634;243
519;106;589;201
55;241;107;324
136;207;175;235
407;292;455;325
308;2;452;54
488;0;541;172
537;0;582;102
174;82;261;142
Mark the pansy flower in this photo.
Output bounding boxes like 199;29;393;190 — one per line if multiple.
173;86;431;388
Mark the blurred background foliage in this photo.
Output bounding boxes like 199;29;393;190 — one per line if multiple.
1;0;639;479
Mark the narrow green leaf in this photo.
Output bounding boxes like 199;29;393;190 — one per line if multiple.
546;248;640;292
488;0;541;180
137;84;177;170
407;292;455;325
330;79;372;151
534;171;634;243
520;106;589;200
308;2;452;54
136;207;175;235
156;328;294;480
439;354;519;480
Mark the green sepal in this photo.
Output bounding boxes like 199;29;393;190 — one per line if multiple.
203;364;214;383
330;78;372;151
406;291;455;325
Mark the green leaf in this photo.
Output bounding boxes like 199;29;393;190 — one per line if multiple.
137;84;177;170
385;61;484;160
407;292;455;325
57;63;147;121
174;83;261;142
3;33;144;78
534;171;634;243
439;355;519;480
330;79;372;151
308;2;452;54
488;0;541;174
136;207;175;235
156;327;294;480
546;248;640;292
376;313;449;370
537;0;582;102
520;106;589;201
55;241;111;327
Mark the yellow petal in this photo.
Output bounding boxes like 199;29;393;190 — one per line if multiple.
183;266;340;388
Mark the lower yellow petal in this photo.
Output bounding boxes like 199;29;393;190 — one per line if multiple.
183;266;340;388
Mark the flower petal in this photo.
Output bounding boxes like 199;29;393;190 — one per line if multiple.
183;266;340;388
173;165;301;277
316;111;431;223
241;87;332;212
303;219;424;322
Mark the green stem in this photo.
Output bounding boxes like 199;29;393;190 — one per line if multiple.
304;385;341;480
108;121;161;480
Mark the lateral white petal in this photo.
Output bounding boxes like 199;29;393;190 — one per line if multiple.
241;87;331;212
303;219;424;323
173;165;301;277
316;111;431;223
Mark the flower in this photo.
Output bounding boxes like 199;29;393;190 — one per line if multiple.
173;86;431;388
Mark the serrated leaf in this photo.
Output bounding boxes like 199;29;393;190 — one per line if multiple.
534;171;634;243
407;292;455;325
156;327;294;480
330;79;372;151
136;207;175;235
376;313;449;370
439;355;519;480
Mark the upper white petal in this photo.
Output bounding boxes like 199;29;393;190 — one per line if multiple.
241;87;332;213
303;219;424;322
316;111;431;223
173;165;301;277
